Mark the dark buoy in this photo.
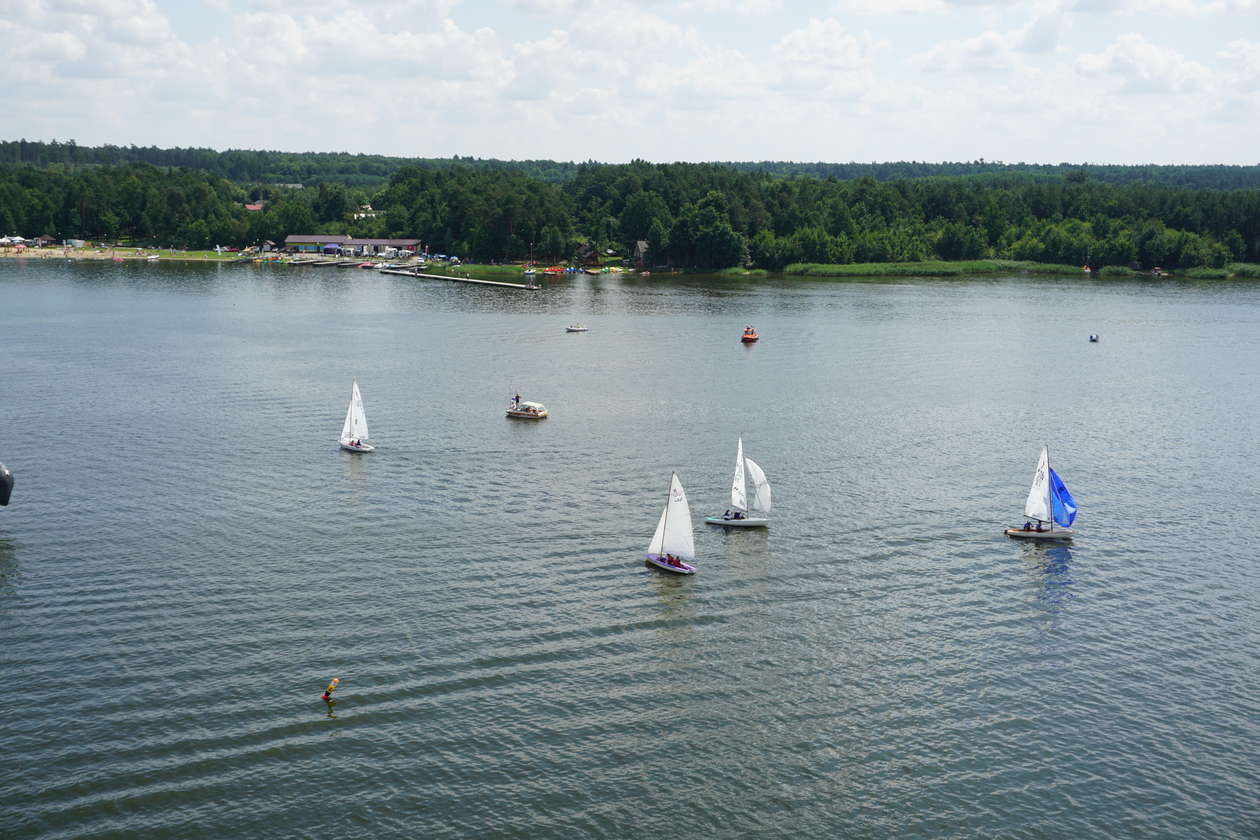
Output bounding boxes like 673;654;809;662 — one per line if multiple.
1089;334;1099;343
0;463;12;506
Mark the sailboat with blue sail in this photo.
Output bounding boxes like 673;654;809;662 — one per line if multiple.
1005;446;1076;541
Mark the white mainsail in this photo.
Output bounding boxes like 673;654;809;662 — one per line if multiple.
647;473;696;561
1022;447;1052;522
730;437;747;511
745;456;772;515
340;380;370;443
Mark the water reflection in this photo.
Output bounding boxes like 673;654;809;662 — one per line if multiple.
0;537;17;599
1022;543;1075;620
341;449;371;485
648;569;697;653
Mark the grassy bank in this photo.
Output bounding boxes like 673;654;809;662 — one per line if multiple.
422;264;539;279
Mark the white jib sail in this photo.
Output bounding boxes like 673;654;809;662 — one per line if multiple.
648;473;696;561
1022;446;1052;522
745;456;771;515
341;380;369;443
730;437;747;511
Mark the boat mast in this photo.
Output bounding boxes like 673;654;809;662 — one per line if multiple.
660;472;675;556
1045;444;1052;533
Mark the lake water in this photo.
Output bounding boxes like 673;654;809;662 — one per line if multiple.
3;260;1259;839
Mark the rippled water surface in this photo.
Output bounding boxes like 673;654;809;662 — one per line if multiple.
3;260;1259;839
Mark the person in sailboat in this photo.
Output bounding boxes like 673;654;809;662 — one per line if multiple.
1023;521;1032;531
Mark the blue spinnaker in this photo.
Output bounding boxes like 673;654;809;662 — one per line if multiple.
1049;468;1076;527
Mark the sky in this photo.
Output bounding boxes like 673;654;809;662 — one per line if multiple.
2;0;1258;164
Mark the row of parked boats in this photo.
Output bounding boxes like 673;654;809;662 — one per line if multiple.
336;379;1077;577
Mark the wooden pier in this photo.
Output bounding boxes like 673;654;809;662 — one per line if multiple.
379;268;540;290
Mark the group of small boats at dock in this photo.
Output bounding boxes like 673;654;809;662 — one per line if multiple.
335;318;1079;577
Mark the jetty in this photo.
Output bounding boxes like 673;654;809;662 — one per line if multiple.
379;268;540;290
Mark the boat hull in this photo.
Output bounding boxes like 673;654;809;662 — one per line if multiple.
565;327;588;333
506;410;548;419
741;335;758;343
1004;526;1072;541
645;554;695;575
705;515;768;528
340;441;375;452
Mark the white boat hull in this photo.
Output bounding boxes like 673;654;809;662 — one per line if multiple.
340;441;374;452
705;515;768;528
506;409;548;419
645;553;695;575
1004;526;1072;541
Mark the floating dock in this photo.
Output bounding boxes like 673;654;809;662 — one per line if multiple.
379;269;540;290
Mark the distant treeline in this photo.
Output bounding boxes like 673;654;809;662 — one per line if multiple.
5;138;1260;190
2;148;1259;271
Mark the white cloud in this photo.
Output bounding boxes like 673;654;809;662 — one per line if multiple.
913;29;1030;75
0;0;1256;162
1069;0;1257;13
1218;39;1260;91
1018;11;1062;53
833;0;947;13
768;17;883;96
1077;33;1212;93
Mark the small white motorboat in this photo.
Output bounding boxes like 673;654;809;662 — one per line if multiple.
565;324;589;333
705;437;770;528
506;397;548;419
1005;446;1075;540
645;472;696;575
338;379;375;452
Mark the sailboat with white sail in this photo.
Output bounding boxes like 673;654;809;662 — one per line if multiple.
705;437;771;527
1005;446;1075;540
645;472;696;575
338;379;374;452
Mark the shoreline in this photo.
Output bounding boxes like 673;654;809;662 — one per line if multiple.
0;247;237;261
3;249;1256;280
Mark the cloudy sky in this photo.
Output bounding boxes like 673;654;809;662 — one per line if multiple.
3;0;1258;164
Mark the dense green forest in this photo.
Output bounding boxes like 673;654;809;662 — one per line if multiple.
2;140;1259;270
5;139;1260;190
